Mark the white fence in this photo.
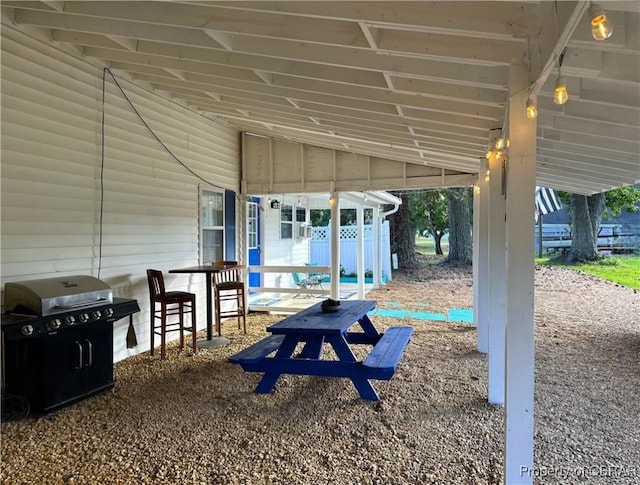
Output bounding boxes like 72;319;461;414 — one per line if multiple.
310;222;391;279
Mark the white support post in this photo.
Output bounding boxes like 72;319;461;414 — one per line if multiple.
488;150;507;405
372;208;381;289
504;59;537;485
238;193;248;299
356;203;365;299
475;157;490;353
330;192;341;300
472;184;479;325
240;132;248;269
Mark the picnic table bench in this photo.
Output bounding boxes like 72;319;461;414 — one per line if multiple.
229;300;413;401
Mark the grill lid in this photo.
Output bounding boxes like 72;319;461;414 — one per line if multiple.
4;275;113;316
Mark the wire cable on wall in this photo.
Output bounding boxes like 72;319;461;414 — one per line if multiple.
98;68;107;279
101;67;227;189
98;67;232;277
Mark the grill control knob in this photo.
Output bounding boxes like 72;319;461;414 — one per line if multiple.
64;315;76;325
78;313;89;323
49;319;62;330
91;310;102;319
22;325;34;336
104;308;114;317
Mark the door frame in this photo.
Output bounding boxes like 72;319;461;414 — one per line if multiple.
247;197;261;289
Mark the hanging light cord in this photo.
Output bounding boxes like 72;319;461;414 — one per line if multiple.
101;67;227;190
554;1;565;73
98;68;106;278
99;67;240;276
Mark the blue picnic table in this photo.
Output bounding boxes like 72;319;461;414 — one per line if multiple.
229;300;413;401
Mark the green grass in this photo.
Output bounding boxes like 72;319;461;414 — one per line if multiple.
415;236;448;255
417;236;639;289
536;255;640;290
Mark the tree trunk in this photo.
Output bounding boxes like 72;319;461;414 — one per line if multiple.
587;193;606;241
446;188;472;264
388;192;417;268
567;194;599;262
434;231;444;255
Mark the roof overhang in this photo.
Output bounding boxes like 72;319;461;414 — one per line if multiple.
2;1;638;195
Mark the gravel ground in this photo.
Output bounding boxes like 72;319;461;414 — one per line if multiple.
1;260;639;484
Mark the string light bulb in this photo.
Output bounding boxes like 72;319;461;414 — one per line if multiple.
589;3;612;41
553;76;568;105
526;98;537;119
495;138;506;150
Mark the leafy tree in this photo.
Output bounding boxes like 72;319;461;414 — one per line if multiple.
388;191;417;268
310;208;373;227
560;185;640;262
446;187;473;264
409;190;448;255
603;185;640;218
567;193;602;262
310;209;331;227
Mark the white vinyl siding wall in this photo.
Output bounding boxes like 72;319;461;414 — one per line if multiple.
1;27;240;361
261;196;312;289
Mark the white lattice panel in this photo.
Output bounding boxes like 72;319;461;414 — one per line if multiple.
310;222;390;277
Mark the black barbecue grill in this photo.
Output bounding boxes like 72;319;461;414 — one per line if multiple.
1;275;139;416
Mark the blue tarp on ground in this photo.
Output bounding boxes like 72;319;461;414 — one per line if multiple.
369;309;411;318
369;309;447;321
410;312;447;321
448;309;474;323
369;302;473;323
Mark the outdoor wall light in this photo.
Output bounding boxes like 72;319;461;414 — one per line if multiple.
589;3;612;40
553;76;568;105
270;199;281;209
526;98;538;119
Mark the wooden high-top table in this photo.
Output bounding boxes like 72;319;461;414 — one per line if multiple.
169;263;245;348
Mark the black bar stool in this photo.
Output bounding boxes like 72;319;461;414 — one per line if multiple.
146;269;197;359
211;261;246;336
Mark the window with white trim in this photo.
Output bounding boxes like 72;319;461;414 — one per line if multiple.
295;206;307;223
248;202;258;249
280;204;293;239
200;188;224;263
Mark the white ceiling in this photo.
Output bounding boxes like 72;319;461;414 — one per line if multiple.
3;1;639;195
